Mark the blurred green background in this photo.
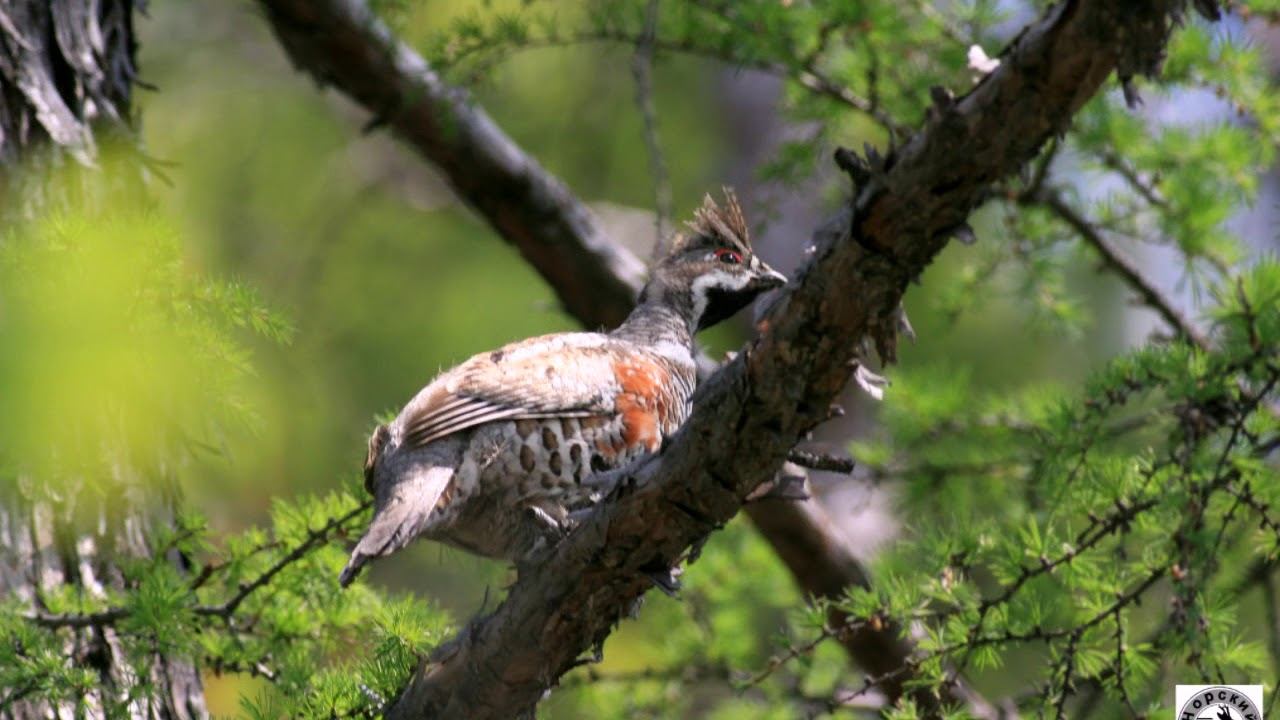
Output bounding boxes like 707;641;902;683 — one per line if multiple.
126;1;1162;715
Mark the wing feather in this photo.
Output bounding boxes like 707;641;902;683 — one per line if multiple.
396;333;621;450
404;405;518;448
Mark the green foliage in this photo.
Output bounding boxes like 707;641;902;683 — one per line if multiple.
0;180;447;717
0;193;290;485
843;262;1280;716
0;484;451;717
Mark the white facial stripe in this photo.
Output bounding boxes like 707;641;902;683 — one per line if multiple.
690;269;752;321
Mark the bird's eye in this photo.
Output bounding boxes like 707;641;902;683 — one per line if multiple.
714;248;743;265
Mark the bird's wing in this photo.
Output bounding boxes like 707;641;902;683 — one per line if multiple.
398;333;623;449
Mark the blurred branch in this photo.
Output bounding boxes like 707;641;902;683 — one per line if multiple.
1096;150;1169;210
256;0;1215;717
432;27;905;137
630;0;674;260
1027;188;1211;350
259;0;646;328
684;0;909;136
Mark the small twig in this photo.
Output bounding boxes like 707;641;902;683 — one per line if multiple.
786;448;855;474
189;537;284;591
1112;608;1140;717
23;607;129;629
25;502;372;629
953;488;1163;677
687;0;908;136
206;656;280;682
1223;480;1280;545
196;501;370;618
906;0;969;44
747;615;873;687
1025;138;1060;198
1052;630;1083;720
1096;150;1168;210
435;27;904;140
630;0;674;261
792;64;909;138
0;680;37;713
1029;189;1211;350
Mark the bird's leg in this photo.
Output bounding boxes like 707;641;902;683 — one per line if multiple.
524;504;567;537
514;502;573;571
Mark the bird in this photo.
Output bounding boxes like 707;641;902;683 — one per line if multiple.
339;190;786;587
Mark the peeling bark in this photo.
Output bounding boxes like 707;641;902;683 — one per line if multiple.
0;0;137;164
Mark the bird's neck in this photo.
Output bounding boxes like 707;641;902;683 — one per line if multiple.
611;297;698;364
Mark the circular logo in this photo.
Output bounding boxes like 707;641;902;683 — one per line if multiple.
1177;686;1262;720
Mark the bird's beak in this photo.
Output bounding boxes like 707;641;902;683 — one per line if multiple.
750;258;788;291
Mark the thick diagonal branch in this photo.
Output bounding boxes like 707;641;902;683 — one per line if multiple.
258;0;1212;717
256;0;986;713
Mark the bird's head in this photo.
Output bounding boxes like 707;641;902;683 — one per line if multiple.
641;190;787;331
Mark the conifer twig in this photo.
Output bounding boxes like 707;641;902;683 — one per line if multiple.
630;0;674;260
23;607;129;629
1028;188;1211;350
195;501;369;618
21;502;371;630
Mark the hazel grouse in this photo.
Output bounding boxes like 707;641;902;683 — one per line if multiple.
340;191;786;586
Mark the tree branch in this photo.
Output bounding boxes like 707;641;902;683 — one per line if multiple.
258;0;646;328
1030;187;1211;350
256;0;1216;717
630;0;674;260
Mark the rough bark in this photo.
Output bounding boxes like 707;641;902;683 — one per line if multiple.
0;0;139;200
0;2;207;718
259;0;1213;717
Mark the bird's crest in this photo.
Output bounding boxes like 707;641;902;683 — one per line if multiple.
672;188;752;254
